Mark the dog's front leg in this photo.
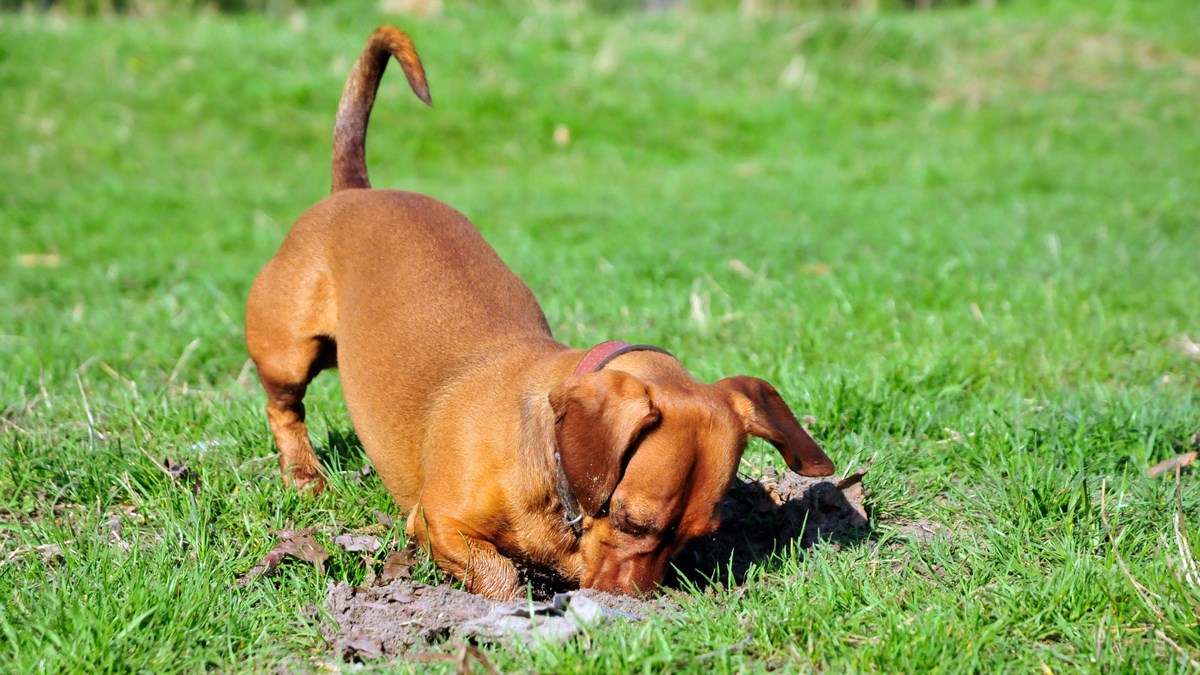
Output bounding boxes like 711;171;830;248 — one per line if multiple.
408;513;521;600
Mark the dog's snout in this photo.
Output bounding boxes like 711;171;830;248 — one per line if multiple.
582;546;672;597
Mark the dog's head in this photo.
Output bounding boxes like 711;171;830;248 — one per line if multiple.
549;369;835;596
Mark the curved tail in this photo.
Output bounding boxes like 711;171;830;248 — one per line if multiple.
332;25;432;192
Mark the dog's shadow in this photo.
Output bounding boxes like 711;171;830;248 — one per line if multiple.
665;476;873;591
317;427;370;475
314;429;871;594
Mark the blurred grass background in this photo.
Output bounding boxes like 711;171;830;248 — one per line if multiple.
2;0;1199;670
4;0;1003;15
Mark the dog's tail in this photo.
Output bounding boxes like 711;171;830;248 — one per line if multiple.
332;25;432;193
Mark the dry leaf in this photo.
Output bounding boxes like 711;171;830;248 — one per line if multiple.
333;534;382;554
1148;451;1197;478
380;547;416;583
842;482;868;522
374;510;395;528
836;456;874;491
238;528;329;585
343;630;384;660
836;457;873;522
282;531;329;573
2;543;64;567
238;548;289;586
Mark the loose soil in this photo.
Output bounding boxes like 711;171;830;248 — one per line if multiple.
323;467;870;661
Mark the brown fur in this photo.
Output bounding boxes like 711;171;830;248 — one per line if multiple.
245;25;836;600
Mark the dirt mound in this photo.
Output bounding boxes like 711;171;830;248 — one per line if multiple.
322;466;869;661
325;580;492;658
669;465;870;586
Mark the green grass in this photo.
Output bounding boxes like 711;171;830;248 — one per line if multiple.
3;0;1199;670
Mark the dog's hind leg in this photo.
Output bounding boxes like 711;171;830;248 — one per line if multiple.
245;259;337;493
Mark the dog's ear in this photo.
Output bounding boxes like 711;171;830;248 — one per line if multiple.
716;376;835;477
549;370;660;516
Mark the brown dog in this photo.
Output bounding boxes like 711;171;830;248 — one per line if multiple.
246;26;836;600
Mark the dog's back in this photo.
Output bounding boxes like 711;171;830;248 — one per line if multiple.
246;26;554;502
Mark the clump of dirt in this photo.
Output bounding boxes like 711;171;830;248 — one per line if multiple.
323;581;660;661
324;580;499;659
326;578;489;653
322;466;870;661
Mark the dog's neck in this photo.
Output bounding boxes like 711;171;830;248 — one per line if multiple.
515;340;678;541
549;341;674;535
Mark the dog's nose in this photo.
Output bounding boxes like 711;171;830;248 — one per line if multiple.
584;552;666;597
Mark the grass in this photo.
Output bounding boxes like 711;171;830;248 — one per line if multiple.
2;0;1199;670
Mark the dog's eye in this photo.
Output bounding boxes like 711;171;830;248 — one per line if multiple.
612;510;662;537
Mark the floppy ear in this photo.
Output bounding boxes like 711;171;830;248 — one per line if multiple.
716;376;835;477
549;370;660;516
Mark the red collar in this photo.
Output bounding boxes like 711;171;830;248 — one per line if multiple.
573;340;673;376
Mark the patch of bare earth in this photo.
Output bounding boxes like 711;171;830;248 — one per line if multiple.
321;466;875;662
323;580;684;663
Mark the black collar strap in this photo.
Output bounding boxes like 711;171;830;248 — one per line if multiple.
555;452;584;533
